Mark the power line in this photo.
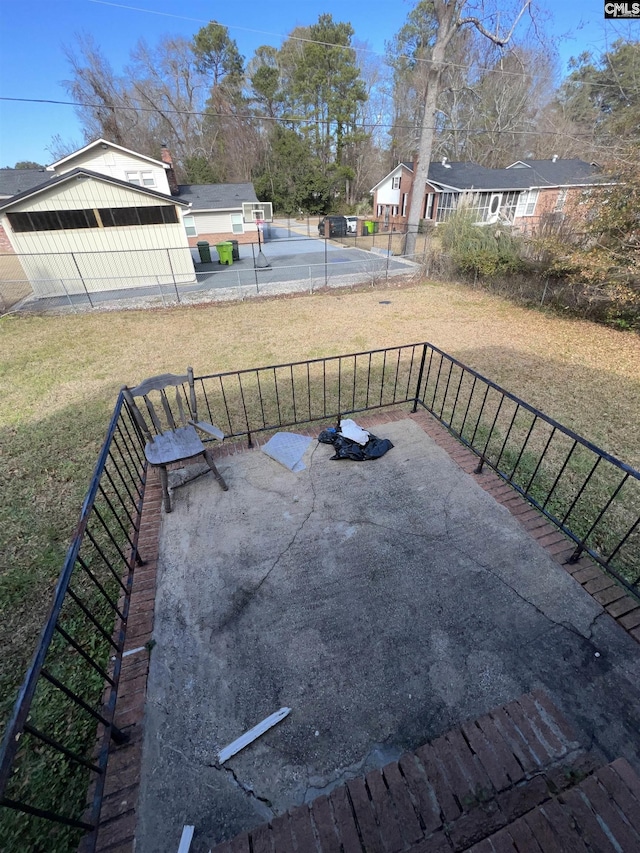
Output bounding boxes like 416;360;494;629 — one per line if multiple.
0;95;598;139
87;0;618;85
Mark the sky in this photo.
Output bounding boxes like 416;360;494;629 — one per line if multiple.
0;0;638;167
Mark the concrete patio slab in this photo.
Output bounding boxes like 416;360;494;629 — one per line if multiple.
135;418;640;853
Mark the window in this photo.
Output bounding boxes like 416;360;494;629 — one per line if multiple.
231;213;243;234
98;206;178;227
8;205;177;232
424;193;435;220
502;191;520;220
402;193;408;216
436;192;459;222
391;176;401;190
516;189;539;217
7;209;97;232
555;189;568;212
183;215;197;237
125;170;156;187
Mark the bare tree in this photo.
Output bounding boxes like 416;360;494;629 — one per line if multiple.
404;0;532;255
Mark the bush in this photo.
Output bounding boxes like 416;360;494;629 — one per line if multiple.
439;211;526;278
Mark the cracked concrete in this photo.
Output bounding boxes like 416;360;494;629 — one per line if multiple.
135;418;640;853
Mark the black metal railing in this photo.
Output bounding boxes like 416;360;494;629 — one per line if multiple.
190;343;639;591
1;342;638;851
0;393;147;852
413;344;640;591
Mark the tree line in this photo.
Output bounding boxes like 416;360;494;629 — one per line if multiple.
51;4;640;216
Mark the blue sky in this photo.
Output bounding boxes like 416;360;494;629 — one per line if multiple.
0;0;637;167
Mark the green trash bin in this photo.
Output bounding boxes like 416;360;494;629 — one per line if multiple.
216;242;234;265
229;239;240;261
196;241;211;263
364;220;374;235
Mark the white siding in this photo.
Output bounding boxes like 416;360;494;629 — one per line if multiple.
54;149;171;195
3;178;194;296
376;173;402;206
192;210;258;235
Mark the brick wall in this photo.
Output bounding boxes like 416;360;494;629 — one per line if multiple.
0;222;15;253
188;232;256;247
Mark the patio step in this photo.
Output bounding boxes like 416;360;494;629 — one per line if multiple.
211;689;619;852
465;758;640;852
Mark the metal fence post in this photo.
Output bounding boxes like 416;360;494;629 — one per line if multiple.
70;252;93;308
386;231;392;283
166;249;180;303
324;237;328;289
251;242;259;293
412;343;428;412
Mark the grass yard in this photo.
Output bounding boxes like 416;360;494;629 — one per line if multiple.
2;278;640;743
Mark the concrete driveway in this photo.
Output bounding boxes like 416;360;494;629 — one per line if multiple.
135;417;640;852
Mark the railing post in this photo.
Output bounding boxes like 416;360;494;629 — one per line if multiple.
412;344;428;412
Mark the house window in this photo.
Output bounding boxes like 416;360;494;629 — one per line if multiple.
516;189;539;217
125;170;156;188
502;191;520;220
98;206;178;227
7;209;97;232
8;205;177;232
402;193;408;216
391;176;401;190
555;189;568;212
435;192;457;222
424;193;434;220
183;215;197;237
230;213;243;234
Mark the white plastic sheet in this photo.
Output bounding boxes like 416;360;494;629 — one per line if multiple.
261;432;313;472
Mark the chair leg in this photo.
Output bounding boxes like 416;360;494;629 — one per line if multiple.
159;465;172;512
204;449;228;491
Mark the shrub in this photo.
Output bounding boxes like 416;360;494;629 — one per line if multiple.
439;210;526;278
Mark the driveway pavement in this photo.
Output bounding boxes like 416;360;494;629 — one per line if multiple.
15;230;415;311
135;417;640;853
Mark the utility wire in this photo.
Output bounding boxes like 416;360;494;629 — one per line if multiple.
87;0;640;87
0;95;599;138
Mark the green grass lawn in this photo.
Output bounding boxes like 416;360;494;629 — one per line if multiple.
1;279;639;841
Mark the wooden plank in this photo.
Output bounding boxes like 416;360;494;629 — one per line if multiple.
218;707;291;764
177;825;194;853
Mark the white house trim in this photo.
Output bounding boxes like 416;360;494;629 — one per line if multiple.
50;139;169;172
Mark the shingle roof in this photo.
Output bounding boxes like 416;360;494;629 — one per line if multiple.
0;168;190;211
176;183;258;210
427;159;601;191
0;169;53;198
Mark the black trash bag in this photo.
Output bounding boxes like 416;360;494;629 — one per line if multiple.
318;427;393;461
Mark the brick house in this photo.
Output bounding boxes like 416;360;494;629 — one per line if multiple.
370;157;604;233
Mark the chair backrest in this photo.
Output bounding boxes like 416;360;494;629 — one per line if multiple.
123;369;195;443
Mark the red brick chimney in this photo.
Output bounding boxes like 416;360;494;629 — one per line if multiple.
160;145;180;196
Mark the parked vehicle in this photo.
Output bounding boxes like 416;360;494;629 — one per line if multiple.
318;215;348;237
345;216;358;234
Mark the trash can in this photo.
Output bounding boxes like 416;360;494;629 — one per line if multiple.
364;220;374;235
216;242;234;265
196;241;211;263
229;239;240;261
